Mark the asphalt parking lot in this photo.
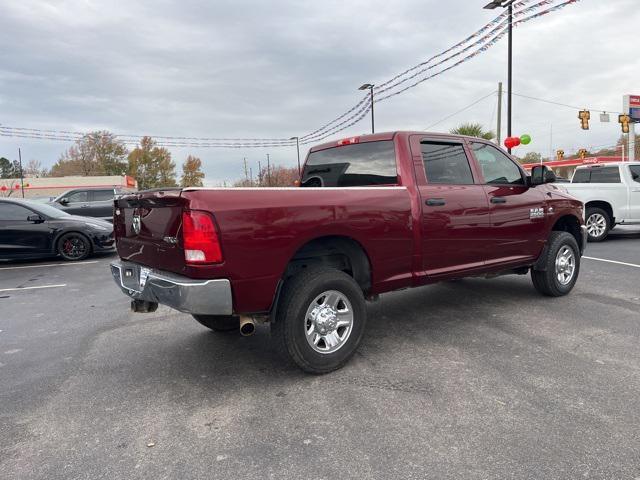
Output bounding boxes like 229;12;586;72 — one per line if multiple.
1;228;639;480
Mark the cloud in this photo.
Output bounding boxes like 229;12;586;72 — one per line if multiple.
0;0;637;183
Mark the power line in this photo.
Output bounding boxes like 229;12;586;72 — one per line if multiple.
424;91;497;130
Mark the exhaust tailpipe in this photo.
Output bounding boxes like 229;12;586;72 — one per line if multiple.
239;315;256;336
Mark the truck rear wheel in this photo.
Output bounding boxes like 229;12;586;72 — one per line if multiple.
585;207;610;242
531;231;580;297
192;315;239;332
271;267;367;374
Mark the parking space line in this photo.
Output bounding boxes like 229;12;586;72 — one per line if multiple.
583;256;640;269
0;284;67;293
0;261;99;271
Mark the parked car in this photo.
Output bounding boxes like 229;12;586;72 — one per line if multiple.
48;187;133;221
0;198;114;261
110;131;586;373
563;162;640;241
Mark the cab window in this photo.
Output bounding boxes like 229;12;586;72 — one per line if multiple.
421;142;474;184
630;165;640;183
471;142;524;185
64;191;88;203
301;141;397;187
0;203;33;221
92;190;114;201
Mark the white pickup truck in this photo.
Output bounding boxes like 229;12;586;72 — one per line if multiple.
564;162;640;241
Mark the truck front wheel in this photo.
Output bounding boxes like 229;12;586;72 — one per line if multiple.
585;207;611;242
531;231;580;297
272;267;367;374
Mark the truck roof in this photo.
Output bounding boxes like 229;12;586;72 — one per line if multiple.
308;131;480;153
575;161;640;169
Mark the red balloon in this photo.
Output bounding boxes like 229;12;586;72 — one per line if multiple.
14;184;20;189
0;185;6;191
512;137;521;147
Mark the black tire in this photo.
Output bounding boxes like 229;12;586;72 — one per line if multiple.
271;267;367;374
585;207;611;242
57;232;91;261
531;231;580;297
192;315;239;332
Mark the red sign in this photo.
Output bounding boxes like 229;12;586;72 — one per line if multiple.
630;95;640;108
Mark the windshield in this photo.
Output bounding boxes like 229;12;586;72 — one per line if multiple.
27;201;70;218
301;140;397;187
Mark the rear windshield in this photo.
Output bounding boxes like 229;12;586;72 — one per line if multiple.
572;167;620;183
301;140;397;187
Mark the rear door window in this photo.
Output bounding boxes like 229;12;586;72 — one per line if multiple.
572;169;590;183
630;165;640;183
91;190;115;201
301;141;397;187
421;142;474;184
590;167;620;183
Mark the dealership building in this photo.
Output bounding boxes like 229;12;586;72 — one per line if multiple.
0;175;137;199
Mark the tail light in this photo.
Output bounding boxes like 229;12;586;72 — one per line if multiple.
182;210;223;264
337;137;359;146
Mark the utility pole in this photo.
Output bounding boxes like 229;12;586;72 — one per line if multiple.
484;0;515;153
243;157;249;182
358;83;375;134
496;82;503;146
249;167;253;186
18;148;24;198
258;160;262;186
290;136;301;176
266;153;271;187
630;123;636;162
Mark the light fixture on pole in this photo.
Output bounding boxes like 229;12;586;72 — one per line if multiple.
358;83;375;134
484;0;515;153
290;136;301;176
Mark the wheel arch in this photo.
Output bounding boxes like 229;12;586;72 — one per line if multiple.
585;200;615;224
282;235;372;292
550;214;584;252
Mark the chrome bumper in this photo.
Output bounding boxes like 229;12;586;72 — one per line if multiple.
580;225;588;254
110;260;233;315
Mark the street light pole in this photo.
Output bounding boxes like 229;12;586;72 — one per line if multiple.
358;83;375;134
290;136;301;176
484;0;515;153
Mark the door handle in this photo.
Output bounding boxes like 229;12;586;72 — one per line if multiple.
490;197;507;204
80;204;90;208
426;198;446;206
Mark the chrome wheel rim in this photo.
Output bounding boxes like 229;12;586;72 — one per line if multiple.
555;246;576;286
586;213;606;238
304;290;353;354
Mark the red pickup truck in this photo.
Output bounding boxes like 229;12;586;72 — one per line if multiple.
111;131;586;373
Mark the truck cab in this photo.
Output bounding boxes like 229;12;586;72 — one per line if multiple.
565;162;640;241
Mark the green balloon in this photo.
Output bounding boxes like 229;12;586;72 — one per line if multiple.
520;134;532;145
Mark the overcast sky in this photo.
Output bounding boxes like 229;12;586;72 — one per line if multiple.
0;0;637;185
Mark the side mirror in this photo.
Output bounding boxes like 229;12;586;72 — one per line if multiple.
530;165;555;186
59;198;69;205
27;214;44;223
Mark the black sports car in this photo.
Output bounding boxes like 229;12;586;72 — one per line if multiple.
0;198;114;261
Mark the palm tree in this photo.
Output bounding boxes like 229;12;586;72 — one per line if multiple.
450;123;495;141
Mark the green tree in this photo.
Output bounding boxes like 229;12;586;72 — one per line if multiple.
127;136;177;190
450;122;495;140
180;155;205;187
51;131;128;176
518;151;544;165
0;157;15;178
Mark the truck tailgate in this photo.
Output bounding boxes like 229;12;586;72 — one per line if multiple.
114;189;187;273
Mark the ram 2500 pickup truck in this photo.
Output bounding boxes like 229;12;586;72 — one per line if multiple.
111;131;587;373
563;162;640;241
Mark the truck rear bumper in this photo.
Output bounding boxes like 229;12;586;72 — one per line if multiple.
110;260;233;316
